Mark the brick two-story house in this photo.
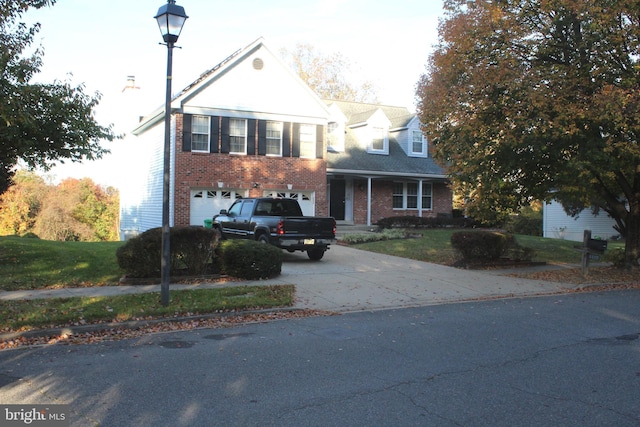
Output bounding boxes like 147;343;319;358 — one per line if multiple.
119;38;450;238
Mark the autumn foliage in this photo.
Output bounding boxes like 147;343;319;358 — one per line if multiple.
0;171;119;241
417;0;640;267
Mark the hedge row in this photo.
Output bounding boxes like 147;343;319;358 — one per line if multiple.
376;215;480;230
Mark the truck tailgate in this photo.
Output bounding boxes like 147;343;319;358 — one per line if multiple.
281;217;336;238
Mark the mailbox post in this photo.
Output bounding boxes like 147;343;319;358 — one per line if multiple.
578;230;608;276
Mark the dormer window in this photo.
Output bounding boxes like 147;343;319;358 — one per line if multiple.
327;121;344;152
369;126;388;154
412;130;424;155
372;127;384;150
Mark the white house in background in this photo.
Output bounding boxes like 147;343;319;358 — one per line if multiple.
542;200;619;241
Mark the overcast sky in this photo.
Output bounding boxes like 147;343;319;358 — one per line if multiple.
24;0;444;187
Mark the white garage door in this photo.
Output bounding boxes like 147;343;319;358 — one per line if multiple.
190;189;244;226
263;191;315;216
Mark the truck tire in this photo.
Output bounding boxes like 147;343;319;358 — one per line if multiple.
257;234;270;244
307;247;325;261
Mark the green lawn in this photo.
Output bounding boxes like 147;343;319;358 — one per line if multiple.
349;229;624;266
0;236;123;290
0;285;294;332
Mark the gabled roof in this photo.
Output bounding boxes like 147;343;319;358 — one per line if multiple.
133;38;330;135
325;100;447;179
327;100;415;129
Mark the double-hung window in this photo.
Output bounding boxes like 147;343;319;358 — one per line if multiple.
422;184;433;210
229;118;247;154
393;182;433;210
299;124;316;158
192;115;210;152
392;183;404;209
406;183;419;209
266;121;282;156
412;130;424;154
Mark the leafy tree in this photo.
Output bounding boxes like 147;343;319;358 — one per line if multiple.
33;177;119;241
0;0;116;195
280;43;378;103
417;0;640;267
0;170;47;235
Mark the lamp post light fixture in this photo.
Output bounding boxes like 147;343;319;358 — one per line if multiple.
155;0;188;306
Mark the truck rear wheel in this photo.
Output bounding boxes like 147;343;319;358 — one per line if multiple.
307;247;325;261
257;234;269;244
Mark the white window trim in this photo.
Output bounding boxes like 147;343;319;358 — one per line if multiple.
411;130;425;155
299;124;316;159
393;182;433;210
192;115;210;153
327;121;344;152
266;121;283;157
368;126;389;154
229;118;247;155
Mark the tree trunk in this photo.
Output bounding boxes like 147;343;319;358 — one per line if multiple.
624;212;640;268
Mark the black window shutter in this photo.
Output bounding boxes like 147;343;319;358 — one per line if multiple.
283;122;291;157
220;117;230;153
292;123;300;158
247;119;256;155
257;120;267;155
210;116;219;153
182;114;192;152
316;124;324;159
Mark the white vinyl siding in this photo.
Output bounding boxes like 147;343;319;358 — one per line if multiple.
543;200;619;241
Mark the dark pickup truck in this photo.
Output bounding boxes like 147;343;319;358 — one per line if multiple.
212;198;336;260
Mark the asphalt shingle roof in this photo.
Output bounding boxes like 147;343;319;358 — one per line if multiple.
325;100;447;178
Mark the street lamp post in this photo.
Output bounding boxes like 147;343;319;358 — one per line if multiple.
154;0;188;306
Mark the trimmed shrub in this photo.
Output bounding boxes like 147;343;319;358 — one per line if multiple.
451;231;509;261
216;239;283;280
451;231;535;263
116;226;219;278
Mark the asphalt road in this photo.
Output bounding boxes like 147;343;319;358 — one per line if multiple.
1;290;639;426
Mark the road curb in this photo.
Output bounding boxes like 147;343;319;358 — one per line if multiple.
0;307;305;342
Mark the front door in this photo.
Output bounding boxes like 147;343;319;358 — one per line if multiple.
330;178;346;220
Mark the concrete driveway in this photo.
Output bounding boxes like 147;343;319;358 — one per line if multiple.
263;244;578;312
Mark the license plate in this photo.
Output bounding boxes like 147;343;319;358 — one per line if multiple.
304;239;315;245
